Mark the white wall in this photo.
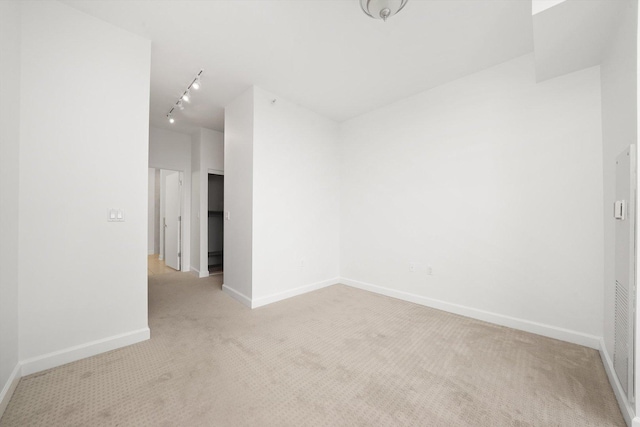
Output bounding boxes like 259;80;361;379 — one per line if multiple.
147;168;156;254
224;88;255;302
149;126;192;271
18;0;150;368
190;134;201;274
599;4;640;424
339;54;604;346
149;127;192;171
636;1;640;421
189;128;224;277
202;128;225;172
252;87;340;303
532;0;566;15
601;0;638;363
600;3;639;423
200;128;224;276
0;0;22;413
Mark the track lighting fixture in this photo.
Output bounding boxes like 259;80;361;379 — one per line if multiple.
165;69;204;124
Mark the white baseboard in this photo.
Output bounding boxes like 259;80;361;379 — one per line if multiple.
148;250;155;255
20;327;150;376
0;363;21;419
190;266;208;278
633;416;640;427
251;277;340;309
340;277;601;349
599;339;634;426
222;284;251;308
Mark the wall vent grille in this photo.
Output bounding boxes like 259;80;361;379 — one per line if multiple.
614;279;629;395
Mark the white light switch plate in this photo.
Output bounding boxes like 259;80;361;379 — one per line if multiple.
107;208;125;222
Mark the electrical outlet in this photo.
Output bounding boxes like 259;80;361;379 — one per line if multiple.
409;262;416;272
427;265;433;276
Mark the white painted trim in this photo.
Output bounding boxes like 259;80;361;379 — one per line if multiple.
340;277;601;349
208;168;224;175
191;266;211;279
251;278;340;309
0;363;21;419
222;284;251;308
632;416;640;427
148;250;155;255
599;338;634;426
20;328;150;376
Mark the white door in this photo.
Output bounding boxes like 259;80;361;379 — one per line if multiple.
614;145;637;404
164;171;181;271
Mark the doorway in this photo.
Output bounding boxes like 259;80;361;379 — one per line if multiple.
148;167;184;274
208;172;224;275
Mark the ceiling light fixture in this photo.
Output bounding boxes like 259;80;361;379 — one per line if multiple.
360;0;408;22
165;69;204;124
192;76;201;90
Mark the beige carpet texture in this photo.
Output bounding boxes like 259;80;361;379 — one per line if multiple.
0;273;625;426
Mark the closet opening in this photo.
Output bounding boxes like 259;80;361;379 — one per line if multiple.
208;172;224;275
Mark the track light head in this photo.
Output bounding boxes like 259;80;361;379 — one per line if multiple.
166;70;203;123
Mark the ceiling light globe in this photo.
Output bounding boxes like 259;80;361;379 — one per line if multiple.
192;79;201;90
360;0;408;22
182;91;190;102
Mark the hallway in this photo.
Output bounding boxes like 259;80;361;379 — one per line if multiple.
147;254;177;276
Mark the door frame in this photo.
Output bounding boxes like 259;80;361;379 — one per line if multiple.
163;170;183;271
152;167;186;272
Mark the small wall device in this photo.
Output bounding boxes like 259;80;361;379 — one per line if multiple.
614;200;626;220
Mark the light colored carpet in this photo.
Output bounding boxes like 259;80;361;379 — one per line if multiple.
0;273;625;426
